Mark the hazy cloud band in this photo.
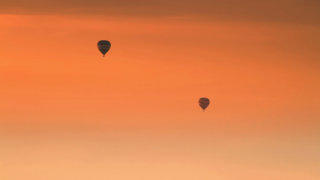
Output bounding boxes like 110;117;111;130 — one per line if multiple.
0;0;319;23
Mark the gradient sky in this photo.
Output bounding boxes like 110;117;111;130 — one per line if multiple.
0;1;320;180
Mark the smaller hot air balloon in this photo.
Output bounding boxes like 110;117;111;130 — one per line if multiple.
97;40;111;57
199;97;210;111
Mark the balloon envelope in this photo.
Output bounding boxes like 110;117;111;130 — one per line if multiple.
97;40;111;57
199;97;210;111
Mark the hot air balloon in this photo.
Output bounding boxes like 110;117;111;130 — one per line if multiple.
97;40;111;57
199;97;210;111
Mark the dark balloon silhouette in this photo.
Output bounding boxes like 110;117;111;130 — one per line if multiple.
199;97;210;111
97;40;111;57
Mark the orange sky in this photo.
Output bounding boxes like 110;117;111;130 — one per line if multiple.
0;1;320;179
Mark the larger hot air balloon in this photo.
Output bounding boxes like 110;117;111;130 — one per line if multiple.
199;97;210;111
97;40;111;57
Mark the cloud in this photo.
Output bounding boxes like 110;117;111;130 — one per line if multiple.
0;0;319;24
